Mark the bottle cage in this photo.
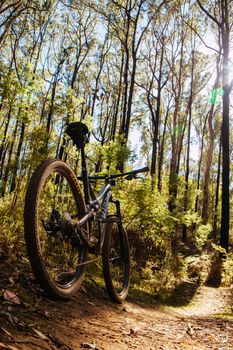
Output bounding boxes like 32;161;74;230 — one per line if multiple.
66;122;90;149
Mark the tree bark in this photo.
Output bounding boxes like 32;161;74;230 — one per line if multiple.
220;0;230;251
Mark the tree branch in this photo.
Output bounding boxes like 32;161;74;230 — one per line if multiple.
181;17;221;56
0;0;21;15
196;0;221;27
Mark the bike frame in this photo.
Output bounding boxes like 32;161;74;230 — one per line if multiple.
76;147;115;234
75;146;149;236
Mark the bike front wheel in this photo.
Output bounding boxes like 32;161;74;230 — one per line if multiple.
102;219;130;303
24;159;87;299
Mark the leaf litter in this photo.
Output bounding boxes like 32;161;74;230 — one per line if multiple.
0;271;233;350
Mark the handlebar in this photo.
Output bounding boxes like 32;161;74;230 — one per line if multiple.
77;166;149;181
109;166;149;179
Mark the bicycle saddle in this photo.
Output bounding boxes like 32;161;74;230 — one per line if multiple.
66;122;90;148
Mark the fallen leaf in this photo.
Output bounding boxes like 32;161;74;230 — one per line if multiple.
3;290;20;305
7;345;20;350
48;334;71;349
28;322;38;327
33;328;49;340
186;323;195;337
181;339;194;345
129;327;138;336
44;311;50;319
207;334;215;342
81;343;99;349
8;277;15;286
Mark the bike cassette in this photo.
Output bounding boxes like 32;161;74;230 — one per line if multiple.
60;212;82;247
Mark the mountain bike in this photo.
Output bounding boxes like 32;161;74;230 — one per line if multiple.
24;122;148;303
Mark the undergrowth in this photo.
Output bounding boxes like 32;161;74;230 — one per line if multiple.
0;178;233;302
0;190;26;260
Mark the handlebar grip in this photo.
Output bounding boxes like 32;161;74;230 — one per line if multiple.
130;166;149;174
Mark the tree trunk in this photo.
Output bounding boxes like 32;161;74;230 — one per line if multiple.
1;119;19;196
151;42;164;183
158;99;170;192
182;77;193;241
0;107;12;177
195;112;208;214
201;106;215;223
220;0;230;251
212;140;221;240
10;121;25;193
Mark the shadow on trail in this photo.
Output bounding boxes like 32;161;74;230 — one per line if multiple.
229;289;233;311
164;279;201;307
128;279;202;309
128;287;160;308
205;252;222;288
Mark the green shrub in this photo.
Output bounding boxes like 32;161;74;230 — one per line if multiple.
195;223;212;248
110;179;187;298
136;254;187;300
0;189;25;259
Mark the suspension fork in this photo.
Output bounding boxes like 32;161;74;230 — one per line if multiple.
110;199;122;221
109;198;127;259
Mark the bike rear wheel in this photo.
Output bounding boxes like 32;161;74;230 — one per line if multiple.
24;159;87;299
102;219;130;303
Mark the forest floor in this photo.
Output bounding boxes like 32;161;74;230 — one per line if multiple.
0;259;233;350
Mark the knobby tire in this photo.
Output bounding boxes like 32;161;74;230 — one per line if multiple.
102;219;130;303
24;159;87;299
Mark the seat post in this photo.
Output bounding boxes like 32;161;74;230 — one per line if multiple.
80;146;90;205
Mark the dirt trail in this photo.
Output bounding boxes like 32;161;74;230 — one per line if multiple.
1;278;233;350
173;286;232;317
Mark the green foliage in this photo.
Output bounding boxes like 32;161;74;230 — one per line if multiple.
178;210;212;248
0;0;231;303
64;88;86;120
179;210;200;227
27;125;56;167
117;179;175;238
195;223;212;248
210;245;233;287
0;191;25;259
104;139;130;171
89;136;131;173
137;255;187;300
111;179;187;299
